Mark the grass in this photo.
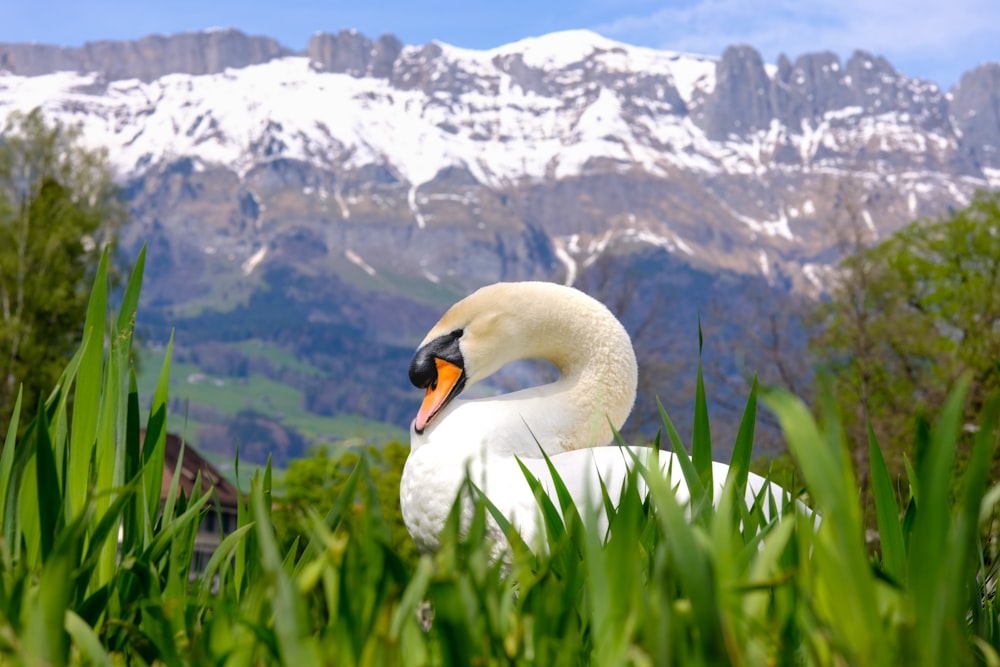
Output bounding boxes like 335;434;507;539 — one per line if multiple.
1;248;999;665
329;253;467;312
135;348;407;450
167;254;263;318
233;339;326;378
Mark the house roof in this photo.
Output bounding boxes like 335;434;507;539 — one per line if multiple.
158;432;242;509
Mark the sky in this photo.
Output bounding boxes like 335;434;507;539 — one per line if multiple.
1;0;997;90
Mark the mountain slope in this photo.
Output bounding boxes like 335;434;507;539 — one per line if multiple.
2;28;998;460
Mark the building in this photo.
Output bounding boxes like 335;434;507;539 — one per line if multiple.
160;432;241;572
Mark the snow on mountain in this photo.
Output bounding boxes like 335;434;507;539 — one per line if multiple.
2;29;986;204
1;28;998;300
8;28;1000;458
0;31;721;192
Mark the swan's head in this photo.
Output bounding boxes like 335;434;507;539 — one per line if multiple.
408;281;637;435
408;283;526;434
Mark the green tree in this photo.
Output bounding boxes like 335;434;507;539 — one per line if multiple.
275;441;417;564
812;189;1000;480
0;108;125;422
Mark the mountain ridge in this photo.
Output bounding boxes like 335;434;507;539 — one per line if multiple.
3;27;996;296
2;27;998;461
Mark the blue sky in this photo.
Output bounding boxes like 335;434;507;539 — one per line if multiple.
1;0;997;89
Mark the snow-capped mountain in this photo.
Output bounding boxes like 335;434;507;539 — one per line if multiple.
2;28;997;297
1;28;998;454
1;28;997;295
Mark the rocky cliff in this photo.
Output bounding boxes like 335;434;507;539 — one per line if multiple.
1;28;997;460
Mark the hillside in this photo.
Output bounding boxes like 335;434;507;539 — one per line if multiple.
2;28;997;462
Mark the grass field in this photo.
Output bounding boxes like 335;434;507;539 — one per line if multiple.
2;248;1000;666
135;342;407;454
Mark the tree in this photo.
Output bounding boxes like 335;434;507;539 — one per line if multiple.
274;441;418;565
812;189;1000;480
0;108;125;423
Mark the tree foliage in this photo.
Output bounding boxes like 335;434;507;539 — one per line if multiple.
0;108;125;422
275;441;417;564
813;189;1000;478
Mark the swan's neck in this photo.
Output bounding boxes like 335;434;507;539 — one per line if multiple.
532;324;636;451
479;294;638;453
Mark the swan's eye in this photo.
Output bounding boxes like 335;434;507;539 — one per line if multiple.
410;331;465;389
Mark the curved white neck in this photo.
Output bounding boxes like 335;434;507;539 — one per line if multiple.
415;284;638;456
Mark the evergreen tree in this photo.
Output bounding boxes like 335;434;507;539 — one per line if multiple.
0;108;126;423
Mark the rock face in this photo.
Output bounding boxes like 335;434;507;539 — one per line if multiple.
699;45;776;137
0;29;290;81
1;28;998;458
951;63;1000;170
306;30;403;78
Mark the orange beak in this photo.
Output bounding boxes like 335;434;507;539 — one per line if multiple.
414;358;464;432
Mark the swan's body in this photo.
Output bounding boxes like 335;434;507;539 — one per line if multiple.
400;281;792;553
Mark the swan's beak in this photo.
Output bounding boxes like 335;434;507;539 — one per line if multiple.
409;331;467;434
414;358;464;433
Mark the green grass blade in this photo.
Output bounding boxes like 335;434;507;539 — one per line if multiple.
980;482;1000;525
122;370;143;553
35;401;63;562
198;522;254;598
641;455;724;660
49;331;91;502
322;453;365;531
538;447;585;529
234;454;252;601
903;454;919;505
143;485;213;565
164;488;200;606
582;487;618;665
762;385;883;663
389;556;433;639
23;506;89;667
138;605;184;667
725;374;758;492
867;420;906;583
252;478;322;666
908;378;969;607
515;457;568;545
0;385;23;530
905;377;977;665
68;248;109;517
142;333;173;531
115;245;145;344
692;358;714;497
65;610;113;667
7;417;38;563
762;387;857;533
93;323;124;589
18;447;40;564
952;393;1000;642
475;484;535;560
77;478;139;586
160;438;185;525
656;397;704;501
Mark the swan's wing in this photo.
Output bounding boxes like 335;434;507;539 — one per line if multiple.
515;447;802;518
477;446;814;551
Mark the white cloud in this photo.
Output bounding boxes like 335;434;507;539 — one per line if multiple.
595;0;1000;86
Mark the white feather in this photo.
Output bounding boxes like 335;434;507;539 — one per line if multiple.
399;282;801;554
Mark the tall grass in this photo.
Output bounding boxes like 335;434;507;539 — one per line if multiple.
0;250;998;665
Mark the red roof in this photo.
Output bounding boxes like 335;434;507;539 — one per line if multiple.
150;432;242;508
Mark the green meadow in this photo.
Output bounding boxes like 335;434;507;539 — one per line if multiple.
135;345;407;452
1;248;999;666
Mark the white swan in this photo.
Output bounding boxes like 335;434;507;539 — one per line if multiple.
400;281;792;554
